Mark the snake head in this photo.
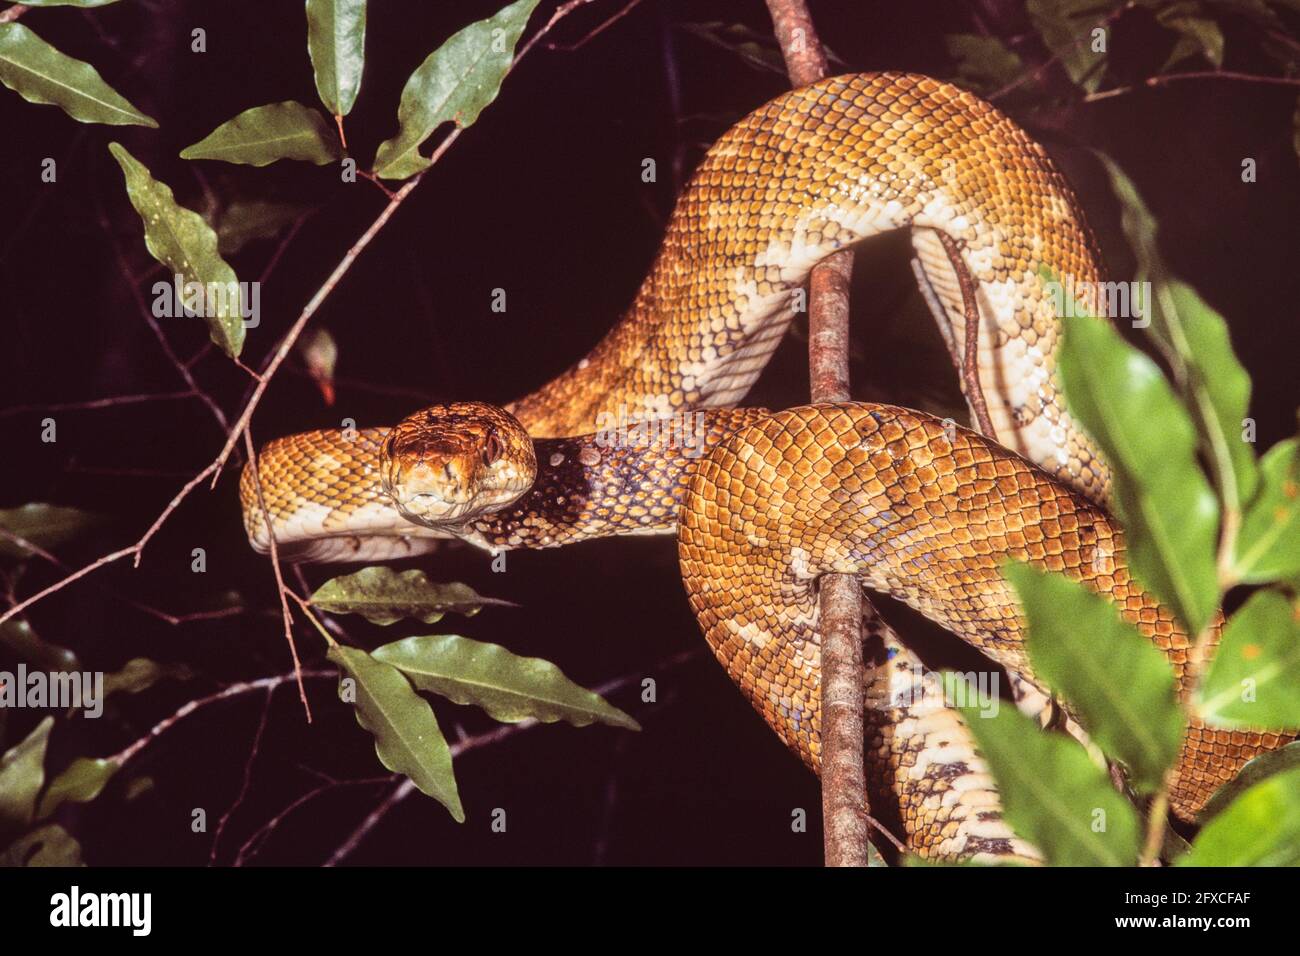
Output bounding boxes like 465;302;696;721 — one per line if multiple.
381;402;537;529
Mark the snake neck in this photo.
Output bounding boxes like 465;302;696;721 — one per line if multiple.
460;408;773;551
506;72;1110;506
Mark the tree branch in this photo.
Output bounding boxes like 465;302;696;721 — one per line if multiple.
764;0;869;868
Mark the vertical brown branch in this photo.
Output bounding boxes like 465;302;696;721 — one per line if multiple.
936;231;997;439
764;0;869;868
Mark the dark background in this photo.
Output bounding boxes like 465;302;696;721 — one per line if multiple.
0;0;1297;865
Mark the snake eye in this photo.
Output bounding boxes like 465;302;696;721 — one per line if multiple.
482;433;504;467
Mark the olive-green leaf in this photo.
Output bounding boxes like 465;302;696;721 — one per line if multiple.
1098;156;1258;510
0;22;156;127
373;634;641;731
373;0;539;180
102;657;192;698
1058;312;1220;636
1233;438;1300;584
328;645;463;821
36;757;117;819
108;143;246;358
1198;589;1300;730
946;674;1141;866
181;101;342;166
306;0;367;117
1177;764;1300;865
0;717;52;842
1006;562;1185;792
0;824;84;868
944;33;1024;93
0;503;103;561
1026;0;1108;92
311;567;516;626
215;199;309;257
0;620;79;673
1199;739;1300;824
1156;10;1224;70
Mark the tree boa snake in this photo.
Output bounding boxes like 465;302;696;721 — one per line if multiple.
241;73;1288;863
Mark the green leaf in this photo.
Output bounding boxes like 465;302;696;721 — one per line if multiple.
945;675;1141;865
310;567;516;625
214;199;310;257
1098;156;1258;511
306;0;367;117
678;21;789;75
1058;312;1220;635
328;645;463;821
1156;7;1225;69
108;143;246;358
944;34;1025;93
1177;764;1300;865
1199;739;1300;823
1006;563;1185;792
180;100;337;168
1233;438;1300;583
37;757;116;819
182;101;342;167
0;824;83;868
0;620;79;672
373;0;539;180
102;657;192;698
0;717;52;841
0;503;103;561
1198;589;1300;729
0;22;156;127
1026;0;1109;92
373;634;641;730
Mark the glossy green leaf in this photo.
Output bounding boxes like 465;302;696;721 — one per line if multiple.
328;645;463;821
1199;739;1300;823
1233;438;1300;583
1098;156;1258;510
0;621;79;672
1006;562;1185;791
373;0;539;180
311;567;515;625
306;0;367;117
945;34;1024;93
1177;764;1300;865
0;503;103;561
946;674;1140;866
0;22;156;127
109;143;246;358
373;634;641;730
0;717;52;841
1026;0;1108;92
36;757;116;819
0;824;83;868
1198;589;1300;729
181;101;342;166
1059;313;1220;635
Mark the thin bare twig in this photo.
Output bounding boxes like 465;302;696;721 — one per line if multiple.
936;231;997;439
1085;69;1300;103
763;0;869;869
0;5;28;25
209;685;275;865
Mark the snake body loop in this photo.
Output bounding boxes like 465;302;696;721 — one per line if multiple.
243;73;1289;861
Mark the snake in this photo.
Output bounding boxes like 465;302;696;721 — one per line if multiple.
241;73;1288;862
